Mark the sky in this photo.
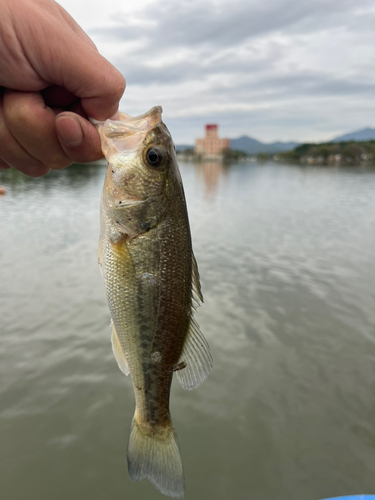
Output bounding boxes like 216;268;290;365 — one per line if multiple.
58;0;375;144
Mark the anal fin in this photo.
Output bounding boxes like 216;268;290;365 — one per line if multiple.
176;317;213;391
111;320;130;376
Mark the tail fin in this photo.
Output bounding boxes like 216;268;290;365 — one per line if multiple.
127;416;185;498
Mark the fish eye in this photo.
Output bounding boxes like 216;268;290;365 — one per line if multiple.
145;147;165;168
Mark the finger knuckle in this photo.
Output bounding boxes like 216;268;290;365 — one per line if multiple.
4;98;30;127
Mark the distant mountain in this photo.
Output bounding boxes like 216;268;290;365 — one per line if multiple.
176;127;375;156
230;136;300;155
230;136;262;151
176;136;300;155
175;144;193;152
331;127;375;142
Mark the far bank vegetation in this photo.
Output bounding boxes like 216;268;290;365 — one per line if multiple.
277;140;375;165
176;140;375;165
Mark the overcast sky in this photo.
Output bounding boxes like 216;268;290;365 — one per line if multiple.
58;0;375;144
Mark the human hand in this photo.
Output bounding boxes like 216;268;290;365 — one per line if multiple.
0;0;125;176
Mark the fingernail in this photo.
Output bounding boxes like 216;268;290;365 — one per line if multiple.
56;114;83;146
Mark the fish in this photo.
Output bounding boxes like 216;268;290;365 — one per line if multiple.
92;106;213;498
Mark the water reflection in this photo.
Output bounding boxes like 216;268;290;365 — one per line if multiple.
193;161;229;199
0;163;102;194
2;162;375;500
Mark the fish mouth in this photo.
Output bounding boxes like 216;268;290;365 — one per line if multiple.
91;107;163;160
90;106;163;132
105;107;163;138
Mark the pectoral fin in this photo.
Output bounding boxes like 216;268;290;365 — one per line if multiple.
111;320;130;376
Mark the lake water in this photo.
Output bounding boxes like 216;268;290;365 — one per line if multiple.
1;161;375;500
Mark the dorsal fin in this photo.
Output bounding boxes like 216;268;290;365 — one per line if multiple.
192;253;203;305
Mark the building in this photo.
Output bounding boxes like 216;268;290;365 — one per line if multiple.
195;124;230;158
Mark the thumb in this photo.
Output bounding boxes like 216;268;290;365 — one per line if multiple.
57;45;126;120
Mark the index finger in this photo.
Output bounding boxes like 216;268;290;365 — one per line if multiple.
23;18;126;120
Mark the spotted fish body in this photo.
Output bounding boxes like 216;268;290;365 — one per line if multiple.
93;107;212;498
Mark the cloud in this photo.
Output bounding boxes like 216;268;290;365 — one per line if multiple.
90;0;362;49
68;0;375;142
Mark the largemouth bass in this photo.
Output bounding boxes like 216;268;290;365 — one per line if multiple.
93;107;213;498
